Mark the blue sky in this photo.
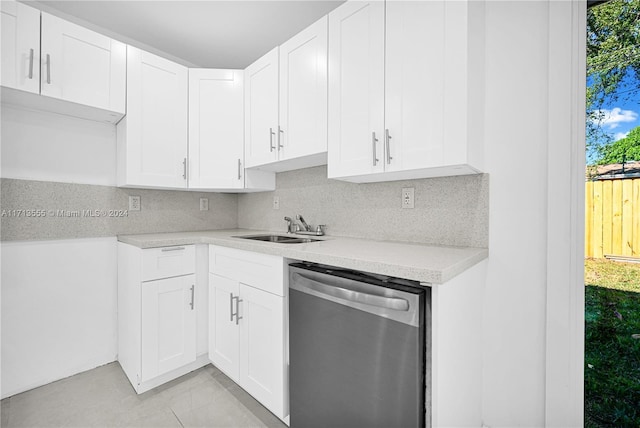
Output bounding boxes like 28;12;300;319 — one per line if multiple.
590;71;640;142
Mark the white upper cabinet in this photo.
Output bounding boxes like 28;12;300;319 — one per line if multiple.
245;15;329;172
1;1;126;123
1;0;40;94
278;16;328;166
328;0;485;183
327;1;385;178
189;69;245;190
189;69;275;192
40;13;126;114
384;1;445;173
117;47;188;189
244;47;280;168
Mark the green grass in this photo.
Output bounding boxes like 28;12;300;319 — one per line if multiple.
585;258;640;427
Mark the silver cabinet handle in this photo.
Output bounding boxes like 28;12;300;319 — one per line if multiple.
229;293;234;322
230;293;242;324
190;285;195;310
278;126;284;149
45;54;51;84
182;158;187;180
161;246;185;252
385;129;393;164
269;128;276;152
372;132;379;166
237;159;242;180
28;48;34;79
234;296;243;325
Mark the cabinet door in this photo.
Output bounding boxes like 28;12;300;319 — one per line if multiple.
1;0;40;94
239;283;285;418
209;274;240;381
121;46;188;188
244;47;279;168
385;1;446;172
279;16;328;161
40;13;125;113
141;274;196;382
327;1;385;179
188;69;244;190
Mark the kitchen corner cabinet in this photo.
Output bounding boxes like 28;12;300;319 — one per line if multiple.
328;0;484;183
188;69;275;192
1;1;126;123
244;16;328;172
118;243;208;394
117;46;188;189
208;245;287;421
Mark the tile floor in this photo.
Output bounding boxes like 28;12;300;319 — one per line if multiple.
1;363;288;428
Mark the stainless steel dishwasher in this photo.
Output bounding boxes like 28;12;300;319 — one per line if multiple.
289;262;430;428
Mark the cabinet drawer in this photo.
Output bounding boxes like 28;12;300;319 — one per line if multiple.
209;246;284;296
142;245;195;282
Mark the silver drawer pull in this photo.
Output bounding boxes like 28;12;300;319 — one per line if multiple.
161;247;185;252
237;158;242;180
190;285;195;310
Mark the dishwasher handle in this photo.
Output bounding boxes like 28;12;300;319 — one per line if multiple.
291;272;409;312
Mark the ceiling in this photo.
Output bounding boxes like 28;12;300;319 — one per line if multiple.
27;1;345;69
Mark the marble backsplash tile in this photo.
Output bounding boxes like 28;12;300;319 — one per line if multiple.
238;166;489;248
0;178;238;241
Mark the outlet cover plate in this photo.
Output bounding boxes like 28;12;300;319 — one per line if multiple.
129;196;141;211
200;198;209;211
273;196;280;210
402;188;414;209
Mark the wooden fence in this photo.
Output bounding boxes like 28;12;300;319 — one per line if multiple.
585;178;640;258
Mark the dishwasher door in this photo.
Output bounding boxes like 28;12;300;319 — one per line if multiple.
289;263;427;428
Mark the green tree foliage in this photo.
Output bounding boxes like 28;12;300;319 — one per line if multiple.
586;0;640;160
596;125;640;164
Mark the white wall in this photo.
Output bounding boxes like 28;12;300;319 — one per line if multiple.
483;2;549;425
482;1;584;426
1;105;116;185
1;238;118;398
1;106;118;397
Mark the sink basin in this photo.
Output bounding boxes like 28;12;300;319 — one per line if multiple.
234;234;321;244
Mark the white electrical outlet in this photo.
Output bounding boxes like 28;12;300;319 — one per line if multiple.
273;196;280;210
200;198;209;211
402;188;415;209
129;196;141;211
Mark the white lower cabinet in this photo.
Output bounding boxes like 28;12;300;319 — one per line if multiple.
118;243;208;394
208;245;288;422
141;275;196;381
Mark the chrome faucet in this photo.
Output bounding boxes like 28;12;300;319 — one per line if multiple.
296;214;311;232
294;214;326;236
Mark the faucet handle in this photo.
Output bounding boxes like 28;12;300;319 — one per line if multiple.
284;216;293;233
316;225;326;235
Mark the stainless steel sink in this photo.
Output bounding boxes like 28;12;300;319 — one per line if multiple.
234;234;321;244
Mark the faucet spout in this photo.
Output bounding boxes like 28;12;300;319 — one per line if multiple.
296;214;311;232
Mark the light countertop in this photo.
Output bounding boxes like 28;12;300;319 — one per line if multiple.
117;229;488;284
